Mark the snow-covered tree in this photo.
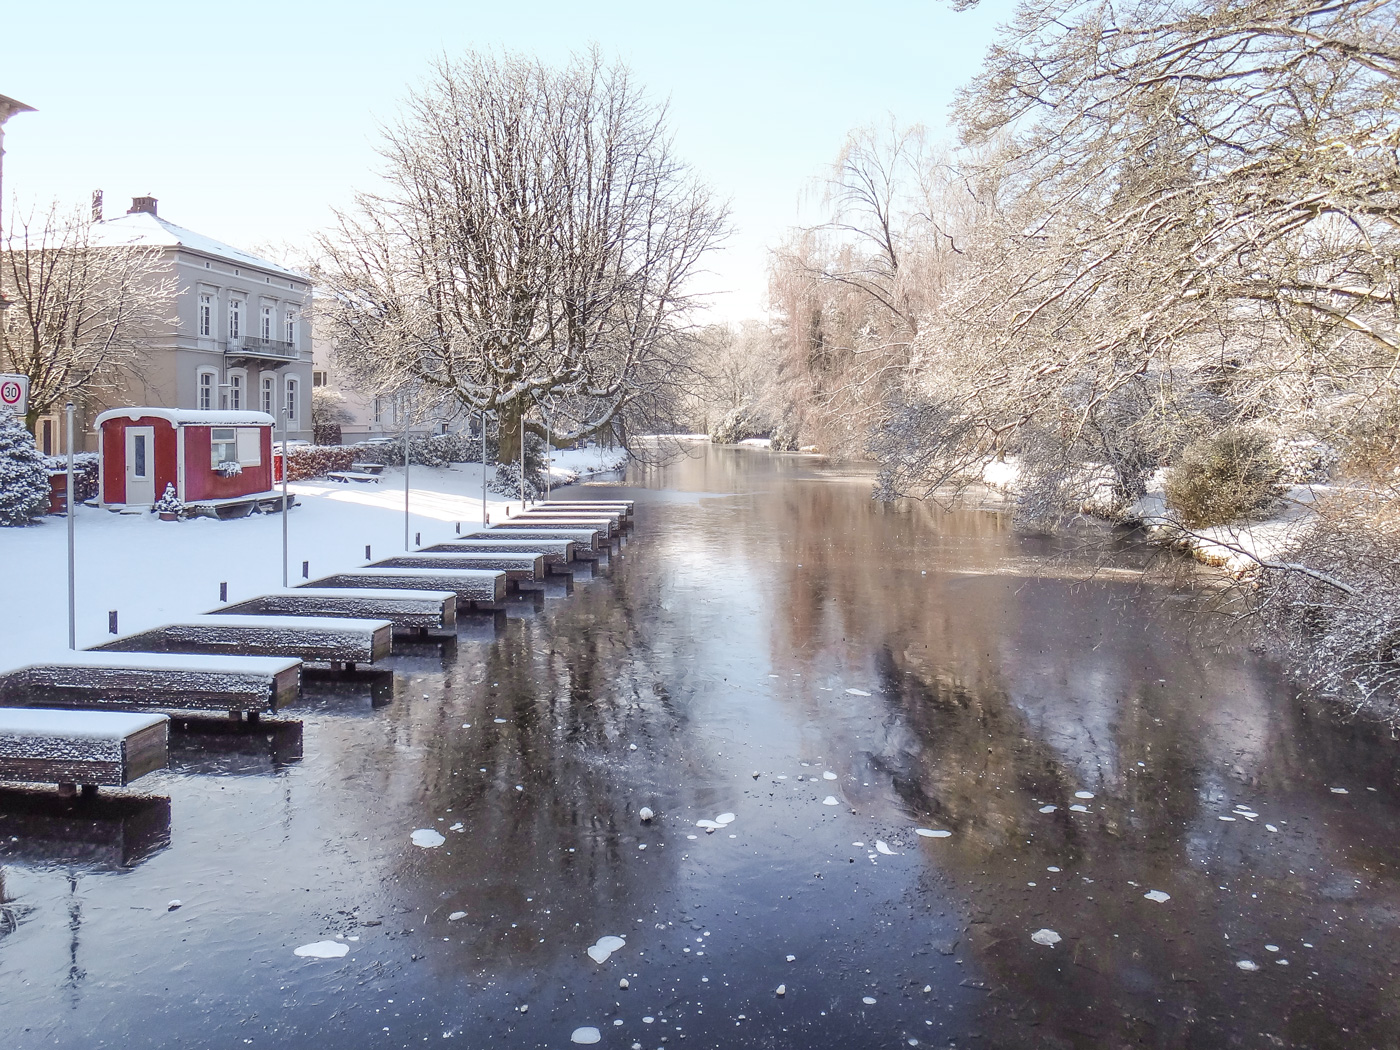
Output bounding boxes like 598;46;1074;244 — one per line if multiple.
0;410;50;525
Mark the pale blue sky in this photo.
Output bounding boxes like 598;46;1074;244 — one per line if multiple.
3;0;1014;320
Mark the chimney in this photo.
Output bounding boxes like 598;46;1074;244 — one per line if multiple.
128;195;157;217
92;189;103;222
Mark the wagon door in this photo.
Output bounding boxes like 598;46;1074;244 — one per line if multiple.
125;426;156;505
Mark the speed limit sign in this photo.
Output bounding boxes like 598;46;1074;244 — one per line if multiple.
0;374;27;415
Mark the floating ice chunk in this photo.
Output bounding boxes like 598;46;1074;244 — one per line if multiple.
846;688;871;696
1031;929;1061;946
1047;866;1060;872
1074;791;1094;799
629;744;637;751
822;796;840;806
619;978;629;989
786;954;796;962
449;823;464;832
1039;805;1057;813
1330;787;1349;794
167;900;182;911
571;1027;602;1044
411;829;446;848
853;841;865;846
1265;944;1280;952
1237;960;1259;971
639;807;654;822
875;841;897;856
587;935;627;964
1070;804;1089;813
643;1016;654;1023
696;819;722;829
687;834;698;840
1218;816;1237;822
1265;824;1279;833
915;828;951;838
1144;890;1171;903
715;812;735;825
862;996;878;1004
823;771;838;780
449;911;467;921
775;984;786;997
295;941;349;959
494;718;507;724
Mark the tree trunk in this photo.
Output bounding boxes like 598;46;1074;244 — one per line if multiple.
496;398;524;466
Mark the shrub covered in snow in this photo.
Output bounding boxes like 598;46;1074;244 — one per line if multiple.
215;460;243;478
0;414;51;525
1273;435;1338;484
152;483;185;518
1165;428;1285;528
769;417;801;452
710;405;768;445
283;444;356;481
488;461;543;501
41;452;100;503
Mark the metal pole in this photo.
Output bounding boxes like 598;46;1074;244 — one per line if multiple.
545;405;552;502
403;393;410;550
66;402;75;649
519;407;525;506
481;408;487;525
280;394;289;588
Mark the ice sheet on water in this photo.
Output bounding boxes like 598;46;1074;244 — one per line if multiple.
449;823;464;831
715;812;735;825
1265;824;1279;832
449;911;467;921
411;829;446;848
1039;805;1057;813
862;996;878;1004
1144;890;1171;903
915;828;951;838
1031;929;1061;946
587;935;627;963
1237;960;1259;971
1074;791;1095;799
571;1027;602;1044
295;941;349;959
494;718;507;724
845;688;871;696
875;841;897;855
1069;804;1089;813
1330;787;1349;794
822;796;840;806
823;771;837;780
696;819;722;829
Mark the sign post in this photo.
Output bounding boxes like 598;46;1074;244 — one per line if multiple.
66;402;75;650
0;373;28;416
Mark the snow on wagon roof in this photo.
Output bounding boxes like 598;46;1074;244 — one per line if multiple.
89;210;304;279
95;408;275;428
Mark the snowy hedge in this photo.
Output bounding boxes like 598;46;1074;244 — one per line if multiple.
42;452;100;504
0;414;51;525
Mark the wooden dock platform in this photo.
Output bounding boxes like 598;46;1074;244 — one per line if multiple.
533;501;633;522
304;567;506;607
371;552;546;586
0;708;169;793
467;524;609;550
508;511;621;536
423;539;576;571
92;615;394;668
0;652;301;716
214;588;457;635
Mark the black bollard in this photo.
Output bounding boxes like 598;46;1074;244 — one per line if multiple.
108;610;118;635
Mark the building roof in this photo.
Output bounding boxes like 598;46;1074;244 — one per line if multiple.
95;408;276;428
89;210;305;280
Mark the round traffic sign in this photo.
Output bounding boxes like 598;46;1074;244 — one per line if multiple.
0;380;22;407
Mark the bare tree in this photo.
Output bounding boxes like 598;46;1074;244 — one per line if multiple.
1;202;173;432
316;49;728;465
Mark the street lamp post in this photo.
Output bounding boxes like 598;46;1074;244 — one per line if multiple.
280;395;289;587
0;95;36;345
65;402;75;649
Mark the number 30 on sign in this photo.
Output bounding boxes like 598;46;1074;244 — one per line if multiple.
0;374;28;415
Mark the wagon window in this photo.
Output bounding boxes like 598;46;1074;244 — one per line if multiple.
211;428;238;468
236;427;262;466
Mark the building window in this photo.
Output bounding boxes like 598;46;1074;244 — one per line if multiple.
198;293;213;337
260;375;274;415
312;370;326;387
229;299;243;340
211;427;237;468
285;377;299;423
261;305;274;342
372;396;382;424
198;370;216;411
228;371;245;411
285;309;299;349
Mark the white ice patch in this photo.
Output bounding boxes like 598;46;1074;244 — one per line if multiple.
449;823;464;832
1144;890;1171;903
1074;791;1095;799
411;829;446;848
1237;960;1259;971
862;996;878;1004
696;819;722;829
1330;787;1349;794
822;796;840;806
915;828;951;838
1070;804;1089;813
1031;929;1061;946
786;954;796;962
449;911;467;921
295;941;349;959
846;688;871;696
875;841;897;856
1265;824;1279;833
1039;805;1057;813
823;771;837;780
571;1027;602;1044
715;812;735;825
586;935;627;964
494;718;507;724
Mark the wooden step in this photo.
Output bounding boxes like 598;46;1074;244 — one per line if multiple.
305;567;506;607
92;615;394;666
0;708;168;791
215;588;456;635
371;552;546;585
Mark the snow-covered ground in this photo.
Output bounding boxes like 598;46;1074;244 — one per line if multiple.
0;446;625;672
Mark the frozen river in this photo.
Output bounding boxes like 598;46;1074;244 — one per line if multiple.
2;443;1399;1048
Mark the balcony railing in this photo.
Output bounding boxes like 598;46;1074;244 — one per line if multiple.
226;336;299;358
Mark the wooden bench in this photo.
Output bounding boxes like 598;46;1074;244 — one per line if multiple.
0;652;302;716
371;552;546;586
536;501;634;522
92;615;394;668
424;539;576;572
187;491;297;520
216;588;457;635
507;513;620;537
460;527;604;558
304;567;507;608
327;471;381;485
0;708;168;794
349;462;385;475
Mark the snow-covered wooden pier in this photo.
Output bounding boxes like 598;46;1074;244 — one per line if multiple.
0;652;301;716
422;539;576;572
509;510;623;536
535;500;634;522
469;523;610;550
92;615;394;668
215;588;457;636
304;567;507;607
370;551;547;586
0;708;169;793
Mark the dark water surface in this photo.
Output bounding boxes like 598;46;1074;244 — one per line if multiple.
3;444;1399;1050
